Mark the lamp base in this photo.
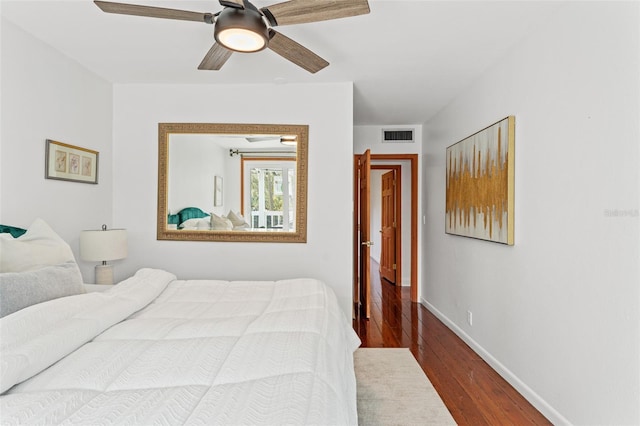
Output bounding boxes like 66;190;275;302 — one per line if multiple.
95;264;114;285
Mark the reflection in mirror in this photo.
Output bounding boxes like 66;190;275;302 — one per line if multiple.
157;123;308;243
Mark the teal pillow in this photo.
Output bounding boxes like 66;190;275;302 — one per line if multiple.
178;207;209;225
0;224;27;238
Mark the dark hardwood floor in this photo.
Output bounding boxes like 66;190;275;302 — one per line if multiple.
353;262;551;425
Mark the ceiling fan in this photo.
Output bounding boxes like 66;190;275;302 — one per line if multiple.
93;0;370;73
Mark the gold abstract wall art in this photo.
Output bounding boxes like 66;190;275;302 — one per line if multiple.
445;116;515;245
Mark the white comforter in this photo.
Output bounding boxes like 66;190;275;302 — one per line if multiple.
0;269;361;425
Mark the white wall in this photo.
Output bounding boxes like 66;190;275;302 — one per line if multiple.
0;19;113;281
355;125;423;288
422;2;639;424
112;83;354;315
168;135;227;214
0;17;355;316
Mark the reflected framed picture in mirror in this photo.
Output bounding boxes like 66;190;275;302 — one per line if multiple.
214;176;223;207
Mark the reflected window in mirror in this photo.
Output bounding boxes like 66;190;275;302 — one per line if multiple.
241;157;296;231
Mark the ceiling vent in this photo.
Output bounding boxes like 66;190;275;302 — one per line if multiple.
382;128;415;143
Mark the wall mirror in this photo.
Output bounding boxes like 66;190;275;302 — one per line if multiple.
158;123;308;242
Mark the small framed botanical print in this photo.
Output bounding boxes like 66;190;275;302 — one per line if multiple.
45;139;99;184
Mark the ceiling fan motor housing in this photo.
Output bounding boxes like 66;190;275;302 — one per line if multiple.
214;6;269;52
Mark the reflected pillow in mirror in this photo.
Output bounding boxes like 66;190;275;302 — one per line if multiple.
196;219;211;230
211;214;233;230
179;218;202;229
227;210;250;228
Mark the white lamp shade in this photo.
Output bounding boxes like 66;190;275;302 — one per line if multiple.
80;229;127;262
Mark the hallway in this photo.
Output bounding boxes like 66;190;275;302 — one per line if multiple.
353;261;551;425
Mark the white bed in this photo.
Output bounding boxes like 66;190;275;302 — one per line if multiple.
0;220;360;425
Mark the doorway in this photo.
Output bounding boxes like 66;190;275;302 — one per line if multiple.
353;153;418;318
371;166;401;285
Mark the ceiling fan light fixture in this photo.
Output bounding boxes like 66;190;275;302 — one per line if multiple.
217;28;266;52
214;7;268;53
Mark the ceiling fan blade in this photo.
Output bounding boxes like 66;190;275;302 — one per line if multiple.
94;1;214;24
198;43;233;70
261;0;370;26
267;30;328;74
219;0;245;9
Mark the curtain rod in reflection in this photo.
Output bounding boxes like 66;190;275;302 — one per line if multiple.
229;149;296;158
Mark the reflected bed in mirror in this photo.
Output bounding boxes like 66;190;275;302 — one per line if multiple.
157;123;308;242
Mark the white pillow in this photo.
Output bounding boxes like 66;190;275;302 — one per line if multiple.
179;218;202;228
0;218;76;273
227;210;250;228
211;213;233;230
196;219;212;230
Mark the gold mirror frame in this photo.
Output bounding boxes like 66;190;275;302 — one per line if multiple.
157;123;308;243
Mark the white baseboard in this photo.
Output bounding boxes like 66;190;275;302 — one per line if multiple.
420;298;571;426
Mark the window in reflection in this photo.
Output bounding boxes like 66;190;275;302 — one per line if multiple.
243;158;296;231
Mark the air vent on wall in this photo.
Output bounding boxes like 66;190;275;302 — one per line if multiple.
382;128;415;143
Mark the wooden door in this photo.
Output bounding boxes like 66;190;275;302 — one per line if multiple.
359;150;372;318
380;170;397;284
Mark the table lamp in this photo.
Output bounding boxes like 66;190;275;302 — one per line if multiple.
80;224;127;285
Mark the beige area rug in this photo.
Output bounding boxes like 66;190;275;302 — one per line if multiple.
354;348;457;426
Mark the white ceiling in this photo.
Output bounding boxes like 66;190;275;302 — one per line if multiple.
1;0;562;125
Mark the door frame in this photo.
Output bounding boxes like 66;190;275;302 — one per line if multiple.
354;153;418;303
